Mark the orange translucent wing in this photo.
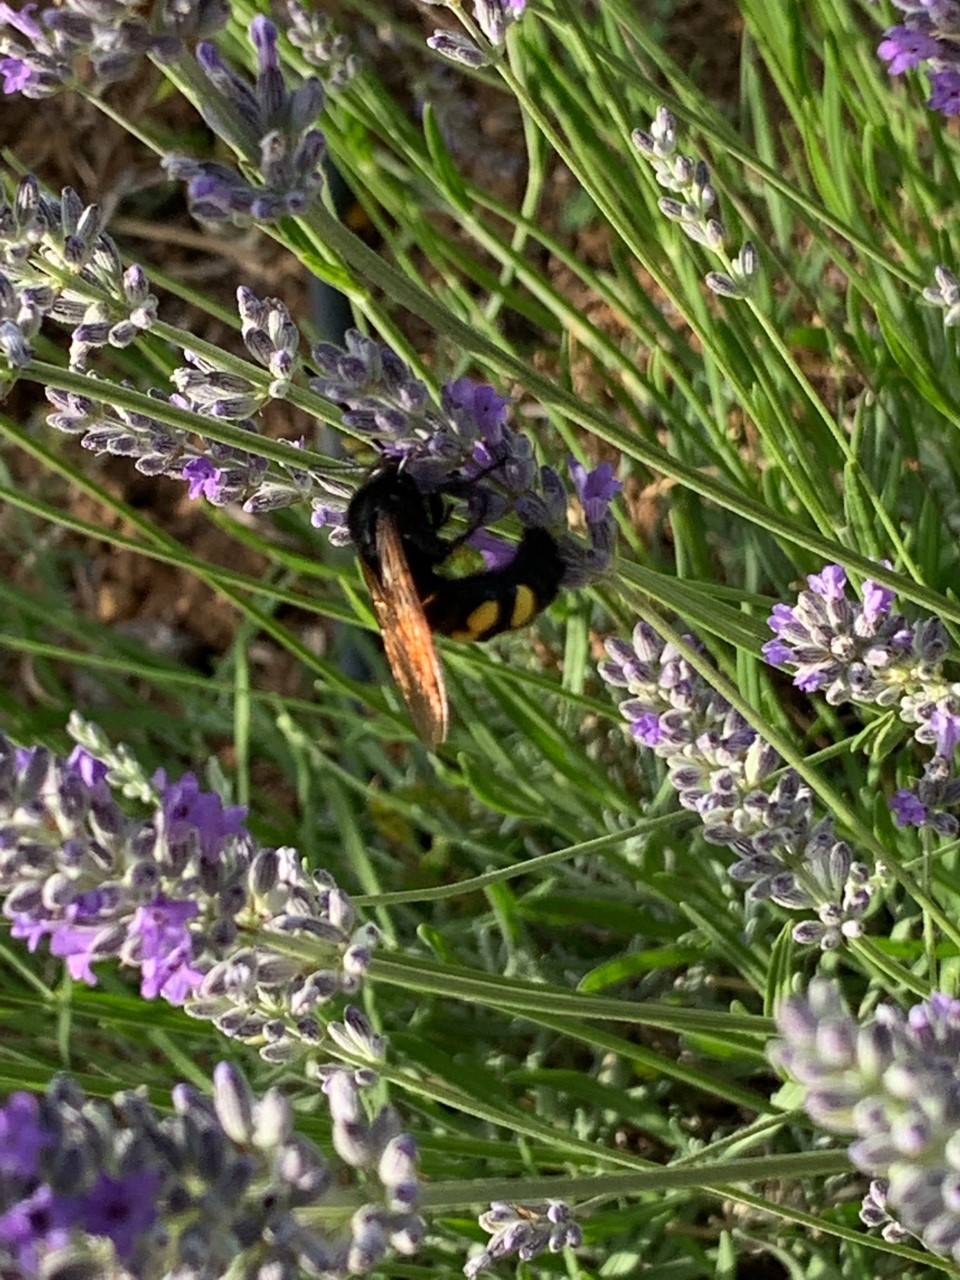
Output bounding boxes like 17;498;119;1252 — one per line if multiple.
361;513;448;749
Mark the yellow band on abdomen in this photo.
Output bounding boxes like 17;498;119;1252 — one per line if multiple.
509;585;537;630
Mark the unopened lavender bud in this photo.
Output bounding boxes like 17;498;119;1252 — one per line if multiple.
378;1132;419;1199
658;197;685;222
738;240;758;277
631;127;655;157
427;30;488;67
706;271;742;298
327;1005;387;1063
704;218;724;249
474;0;506;44
325;1070;362;1126
252;1088;292;1148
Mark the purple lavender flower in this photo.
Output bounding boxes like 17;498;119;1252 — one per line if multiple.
772;979;960;1262
162;16;327;225
878;25;944;73
128;896;203;1002
61;1170;162;1263
0;1093;49;1177
891;786;929;827
464;1200;580;1278
0;3;70;97
762;564;943;708
764;565;960;833
929;66;960;113
890;755;960;835
0;1063;421;1278
875;2;960;116
569;458;619;525
0;1184;69;1275
0;0;227;97
182;455;221;500
929;706;960;756
0;724;379;1061
599;621;878;947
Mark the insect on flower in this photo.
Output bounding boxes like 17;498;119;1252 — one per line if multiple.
346;463;566;747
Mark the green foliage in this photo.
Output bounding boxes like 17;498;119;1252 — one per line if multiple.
3;0;960;1276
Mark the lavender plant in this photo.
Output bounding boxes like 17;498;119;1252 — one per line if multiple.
0;1060;422;1278
763;564;960;835
599;617;878;950
6;0;960;1278
773;980;960;1261
1;162;617;581
0;721;381;1062
877;1;960;116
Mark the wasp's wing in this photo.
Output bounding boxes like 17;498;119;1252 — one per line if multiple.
361;513;449;749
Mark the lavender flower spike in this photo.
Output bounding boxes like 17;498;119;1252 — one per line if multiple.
0;177;158;375
632;106;757;298
0;3;71;97
877;4;960;117
772;979;960;1262
0;725;379;1063
599;620;878;947
763;563;949;709
0;1062;421;1278
284;0;359;89
464;1200;581;1278
0;0;227;97
764;564;960;832
162;16;328;225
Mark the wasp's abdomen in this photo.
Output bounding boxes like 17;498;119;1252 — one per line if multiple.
423;528;565;642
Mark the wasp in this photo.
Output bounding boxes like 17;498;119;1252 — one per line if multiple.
346;464;565;747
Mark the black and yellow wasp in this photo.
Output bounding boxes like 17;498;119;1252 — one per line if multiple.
346;464;565;747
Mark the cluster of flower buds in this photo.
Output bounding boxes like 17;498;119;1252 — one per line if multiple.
41;280;326;513
923;264;960;329
0;1060;422;1279
0;0;355;99
763;564;960;835
0;724;378;1062
0;177;157;380
464;1201;581;1278
0;0;228;95
772;979;960;1261
282;0;359;88
632;107;758;300
162;15;335;225
878;2;960;117
426;0;526;69
599;620;876;948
